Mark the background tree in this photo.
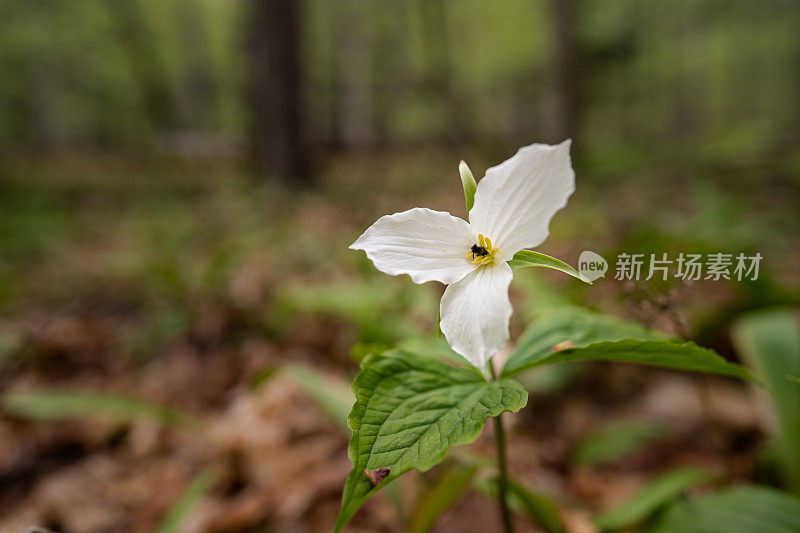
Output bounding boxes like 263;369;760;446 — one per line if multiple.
105;0;180;134
543;0;581;143
247;0;310;182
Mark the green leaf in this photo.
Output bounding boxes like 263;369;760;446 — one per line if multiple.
507;478;565;533
732;308;800;493
410;462;480;533
459;160;477;212
155;467;217;533
248;364;279;389
282;363;354;433
573;419;666;466
507;339;756;383
475;476;565;533
2;389;200;429
334;349;528;532
502;307;668;377
398;336;481;374
649;486;800;533
508;250;590;284
594;467;715;531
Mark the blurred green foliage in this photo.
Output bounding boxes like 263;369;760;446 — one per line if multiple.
0;0;798;168
2;388;200;428
594;467;716;531
0;3;798;531
732;308;800;494
650;485;800;533
572;418;666;467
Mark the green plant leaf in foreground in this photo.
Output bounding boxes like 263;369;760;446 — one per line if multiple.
410;461;480;533
398;336;478;372
501;308;754;383
506;477;565;533
2;389;200;429
155;467;218;533
508;339;755;383
508;250;589;283
476;475;566;533
594;467;715;531
502;307;668;377
334;349;528;532
282;363;354;433
649;485;800;533
732;307;800;493
573;419;666;467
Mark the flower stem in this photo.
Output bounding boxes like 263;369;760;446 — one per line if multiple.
490;362;514;533
493;414;514;533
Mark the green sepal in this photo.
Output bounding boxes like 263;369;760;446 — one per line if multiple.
508;250;590;284
459;160;477;213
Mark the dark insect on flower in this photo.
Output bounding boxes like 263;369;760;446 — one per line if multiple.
468;243;490;260
365;467;391;486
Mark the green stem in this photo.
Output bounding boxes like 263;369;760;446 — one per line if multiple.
491;363;514;533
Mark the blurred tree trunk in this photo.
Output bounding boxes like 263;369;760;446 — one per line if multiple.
326;15;342;149
418;0;467;144
247;0;310;182
26;43;54;152
178;3;217;131
24;0;55;152
371;0;407;145
105;0;179;133
334;0;376;149
543;0;581;143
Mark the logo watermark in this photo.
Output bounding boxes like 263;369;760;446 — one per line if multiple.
578;250;608;282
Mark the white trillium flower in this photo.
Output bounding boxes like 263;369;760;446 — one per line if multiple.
350;140;576;369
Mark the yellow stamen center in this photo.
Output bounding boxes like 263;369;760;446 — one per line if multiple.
465;234;499;266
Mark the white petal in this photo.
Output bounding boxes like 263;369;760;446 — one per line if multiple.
439;262;513;368
350;207;477;285
469;140;575;260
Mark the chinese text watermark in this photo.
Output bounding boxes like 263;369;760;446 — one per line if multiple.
579;252;762;282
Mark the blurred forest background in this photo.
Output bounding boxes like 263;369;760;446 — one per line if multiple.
0;0;799;532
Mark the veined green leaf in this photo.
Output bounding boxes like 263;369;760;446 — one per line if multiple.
459;160;477;213
573;419;666;466
508;250;589;283
155;467;217;533
649;486;800;533
2;389;200;429
507;339;755;383
410;462;480;533
594;467;715;531
334;349;528;532
732;308;800;493
502;307;668;377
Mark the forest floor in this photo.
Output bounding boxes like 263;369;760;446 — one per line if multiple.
0;151;797;532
